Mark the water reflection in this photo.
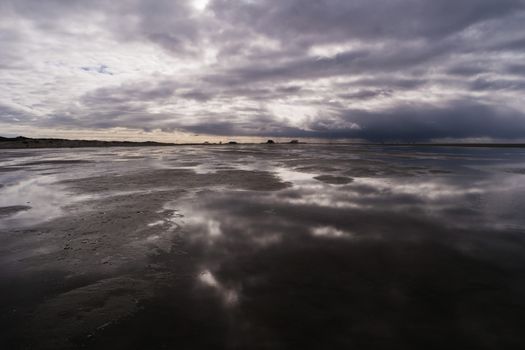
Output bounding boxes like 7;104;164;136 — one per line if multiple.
311;225;353;238
165;150;525;348
198;269;239;305
1;146;525;349
0;175;75;229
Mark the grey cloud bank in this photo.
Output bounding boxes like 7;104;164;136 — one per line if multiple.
1;0;525;141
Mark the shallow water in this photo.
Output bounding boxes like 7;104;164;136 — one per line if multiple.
1;145;525;349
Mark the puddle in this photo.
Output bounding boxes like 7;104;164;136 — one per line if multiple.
0;174;89;228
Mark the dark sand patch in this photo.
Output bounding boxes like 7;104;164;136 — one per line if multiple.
0;189;192;349
4;189;187;275
0;167;23;173
295;165;339;173
30;276;153;349
121;155;147;159
20;160;92;166
174;161;202;167
314;175;353;184
428;169;453;174
62;169;290;193
343;165;437;177
0;205;31;218
504;168;525;175
0;151;38;159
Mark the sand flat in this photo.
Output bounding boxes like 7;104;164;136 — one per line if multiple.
1;145;525;349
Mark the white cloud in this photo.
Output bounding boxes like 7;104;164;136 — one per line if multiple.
1;0;525;141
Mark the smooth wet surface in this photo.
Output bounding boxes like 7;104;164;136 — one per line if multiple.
1;145;525;349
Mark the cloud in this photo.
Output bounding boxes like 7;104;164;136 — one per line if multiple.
211;0;525;45
307;100;525;141
0;104;34;124
1;0;525;141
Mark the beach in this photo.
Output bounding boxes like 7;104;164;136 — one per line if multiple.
1;144;525;349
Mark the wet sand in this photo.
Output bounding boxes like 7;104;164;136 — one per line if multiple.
1;145;525;349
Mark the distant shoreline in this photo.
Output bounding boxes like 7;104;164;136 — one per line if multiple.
0;136;177;149
1;136;525;149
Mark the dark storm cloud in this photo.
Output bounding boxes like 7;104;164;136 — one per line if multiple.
0;104;33;123
506;64;525;76
211;0;525;43
446;65;489;77
2;0;525;141
77;79;304;108
1;0;206;57
205;42;453;86
81;81;178;105
306;101;525;141
340;77;428;90
338;90;393;100
470;78;525;91
484;35;525;53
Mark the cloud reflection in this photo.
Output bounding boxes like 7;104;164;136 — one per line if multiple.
2;146;525;348
160;148;525;347
198;269;239;305
0;175;79;228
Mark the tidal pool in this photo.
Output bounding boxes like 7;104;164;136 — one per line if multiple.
1;145;525;349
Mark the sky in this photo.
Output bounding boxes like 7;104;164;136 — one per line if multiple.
1;0;525;143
